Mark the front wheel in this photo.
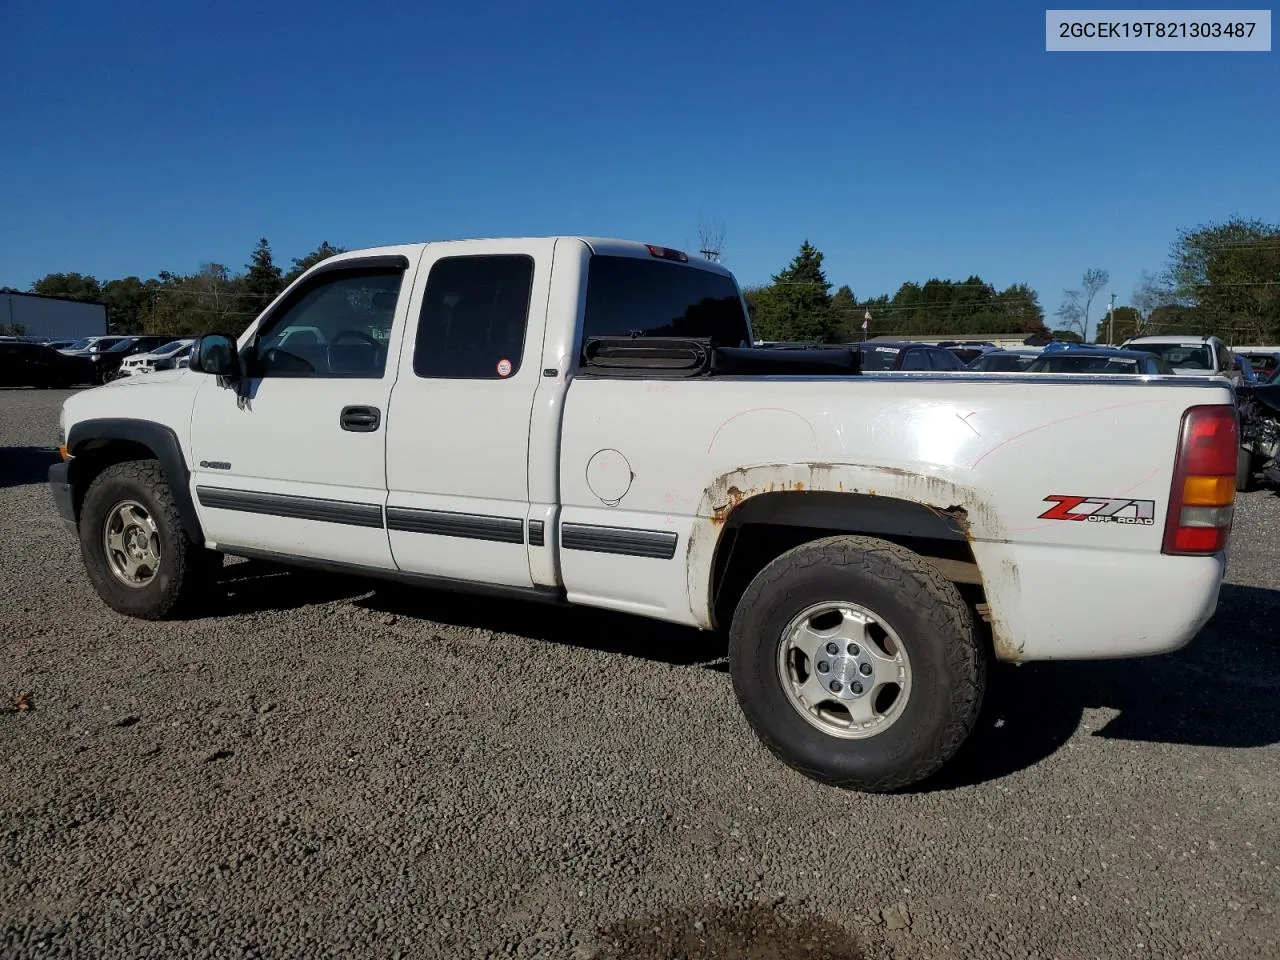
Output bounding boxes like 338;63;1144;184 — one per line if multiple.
728;535;986;792
78;460;214;619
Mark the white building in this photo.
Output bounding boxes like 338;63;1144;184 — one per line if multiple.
1;291;109;339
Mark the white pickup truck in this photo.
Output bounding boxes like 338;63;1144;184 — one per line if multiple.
49;236;1239;792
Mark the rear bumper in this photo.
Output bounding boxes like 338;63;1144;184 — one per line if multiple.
48;460;76;532
973;541;1225;662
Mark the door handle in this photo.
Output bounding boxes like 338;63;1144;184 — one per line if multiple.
340;405;381;432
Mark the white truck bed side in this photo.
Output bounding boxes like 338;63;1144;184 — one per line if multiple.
558;375;1230;661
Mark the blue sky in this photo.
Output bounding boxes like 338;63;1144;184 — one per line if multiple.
2;0;1276;338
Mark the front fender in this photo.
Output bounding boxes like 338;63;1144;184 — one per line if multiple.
66;418;204;544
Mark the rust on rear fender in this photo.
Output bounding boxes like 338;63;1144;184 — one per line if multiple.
684;462;1024;661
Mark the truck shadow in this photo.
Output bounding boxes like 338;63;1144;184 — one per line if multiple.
360;580;732;667
214;560;730;664
213;561;1280;789
0;445;60;490
913;581;1280;791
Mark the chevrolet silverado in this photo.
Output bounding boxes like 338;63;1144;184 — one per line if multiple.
49;237;1237;791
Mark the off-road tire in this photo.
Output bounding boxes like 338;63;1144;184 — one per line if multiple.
79;459;212;619
728;535;986;792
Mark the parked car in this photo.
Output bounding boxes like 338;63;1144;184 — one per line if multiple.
1121;334;1239;382
1234;355;1260;384
856;340;968;371
938;341;997;364
966;349;1041;372
50;235;1237;793
152;343;193;371
1026;348;1175;376
117;338;196;377
0;340;94;388
1038;340;1097;353
1239;352;1280;379
58;335;134;357
1233;373;1280;490
92;336;179;384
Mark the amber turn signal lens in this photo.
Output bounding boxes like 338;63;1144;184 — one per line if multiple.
1182;475;1234;507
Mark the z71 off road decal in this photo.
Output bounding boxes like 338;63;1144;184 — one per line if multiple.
1039;495;1156;525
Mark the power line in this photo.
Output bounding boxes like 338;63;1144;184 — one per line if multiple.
1182;238;1280;249
1183;280;1280;287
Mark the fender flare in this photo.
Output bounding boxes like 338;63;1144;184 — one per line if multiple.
67;418;204;544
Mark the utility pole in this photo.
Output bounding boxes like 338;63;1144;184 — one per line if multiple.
1107;293;1116;345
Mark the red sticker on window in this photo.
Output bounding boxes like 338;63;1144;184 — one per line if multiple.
496;358;512;377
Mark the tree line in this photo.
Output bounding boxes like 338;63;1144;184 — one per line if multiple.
1113;217;1280;344
742;215;1279;345
6;215;1277;345
2;240;345;337
1050;217;1280;344
743;241;1050;343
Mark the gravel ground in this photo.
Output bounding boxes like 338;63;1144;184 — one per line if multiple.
2;387;1277;960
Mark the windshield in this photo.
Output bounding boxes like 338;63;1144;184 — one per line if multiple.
63;338;93;351
1126;342;1213;369
856;345;901;371
104;338;142;354
1031;354;1140;374
151;339;188;356
88;337;129;352
970;352;1036;372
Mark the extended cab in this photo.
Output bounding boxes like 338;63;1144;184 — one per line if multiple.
49;237;1238;792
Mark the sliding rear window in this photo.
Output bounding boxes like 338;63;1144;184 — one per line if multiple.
583;255;750;346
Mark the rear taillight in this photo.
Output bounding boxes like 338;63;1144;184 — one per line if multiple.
1162;404;1238;555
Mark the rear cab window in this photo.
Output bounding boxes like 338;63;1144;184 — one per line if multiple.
581;255;750;348
1128;342;1214;370
413;255;535;379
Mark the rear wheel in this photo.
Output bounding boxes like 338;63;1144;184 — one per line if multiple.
728;535;986;792
1236;446;1255;493
78;460;214;619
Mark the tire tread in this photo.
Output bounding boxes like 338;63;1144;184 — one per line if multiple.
79;459;208;620
728;535;985;792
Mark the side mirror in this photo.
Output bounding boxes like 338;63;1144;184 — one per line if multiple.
188;334;241;378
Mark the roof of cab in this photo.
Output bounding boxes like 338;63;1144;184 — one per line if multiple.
320;237;734;277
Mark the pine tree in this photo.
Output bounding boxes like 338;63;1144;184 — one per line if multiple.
751;241;839;342
244;238;283;302
237;238;284;325
286;241;347;283
831;284;857;338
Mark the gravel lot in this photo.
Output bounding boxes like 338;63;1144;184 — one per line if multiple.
2;387;1277;960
